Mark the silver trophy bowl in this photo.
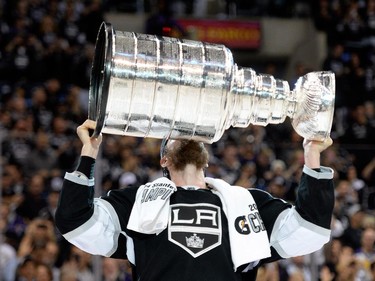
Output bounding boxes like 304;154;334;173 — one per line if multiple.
89;22;335;143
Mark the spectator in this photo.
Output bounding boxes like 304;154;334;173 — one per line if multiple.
335;245;359;281
324;238;344;266
340;104;375;173
58;1;86;47
2;116;34;170
340;204;366;251
17;217;56;259
65;86;87;121
38;176;63;222
24;130;58;178
59;264;79;281
14;256;36;281
345;52;367;106
323;43;347;77
255;146;276;186
102;257;132;281
118;144;150;188
0;222;18;281
0;180;27;249
16;173;48;221
353;227;375;280
102;257;122;281
346;164;367;208
35;263;54;281
43;78;64;110
3;33;41;83
330;214;345;239
255;262;280;281
218;142;241;184
341;0;367;44
49;115;79;171
62;245;95;281
334;179;359;221
234;161;258;189
284;255;314;281
30;85;54;132
319;262;337;281
267;176;288;200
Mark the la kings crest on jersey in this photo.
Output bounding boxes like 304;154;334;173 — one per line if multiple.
168;203;222;257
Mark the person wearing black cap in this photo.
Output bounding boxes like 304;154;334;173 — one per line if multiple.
55;119;335;281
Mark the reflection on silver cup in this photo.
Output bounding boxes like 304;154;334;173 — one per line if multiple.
89;22;335;143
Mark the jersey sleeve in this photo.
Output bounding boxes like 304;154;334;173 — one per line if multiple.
251;165;334;263
55;159;138;262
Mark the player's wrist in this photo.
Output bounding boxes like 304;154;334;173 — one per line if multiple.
81;144;100;159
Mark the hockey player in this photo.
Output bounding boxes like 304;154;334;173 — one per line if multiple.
55;119;335;281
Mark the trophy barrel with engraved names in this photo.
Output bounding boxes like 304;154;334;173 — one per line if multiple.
88;22;335;143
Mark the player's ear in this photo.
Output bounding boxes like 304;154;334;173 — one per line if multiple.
160;156;171;179
160;156;168;167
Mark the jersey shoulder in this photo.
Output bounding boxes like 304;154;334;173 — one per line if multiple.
249;188;278;207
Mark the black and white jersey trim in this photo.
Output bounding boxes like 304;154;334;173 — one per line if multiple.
303;165;333;180
65;171;95;186
270;207;331;258
62;197;134;260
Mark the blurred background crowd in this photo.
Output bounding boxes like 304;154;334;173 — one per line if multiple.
0;0;374;281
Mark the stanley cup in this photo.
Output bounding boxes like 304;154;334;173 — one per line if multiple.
89;22;335;143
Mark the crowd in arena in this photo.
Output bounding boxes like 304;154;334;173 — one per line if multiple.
0;0;374;281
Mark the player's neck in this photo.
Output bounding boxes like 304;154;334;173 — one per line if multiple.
171;164;207;189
